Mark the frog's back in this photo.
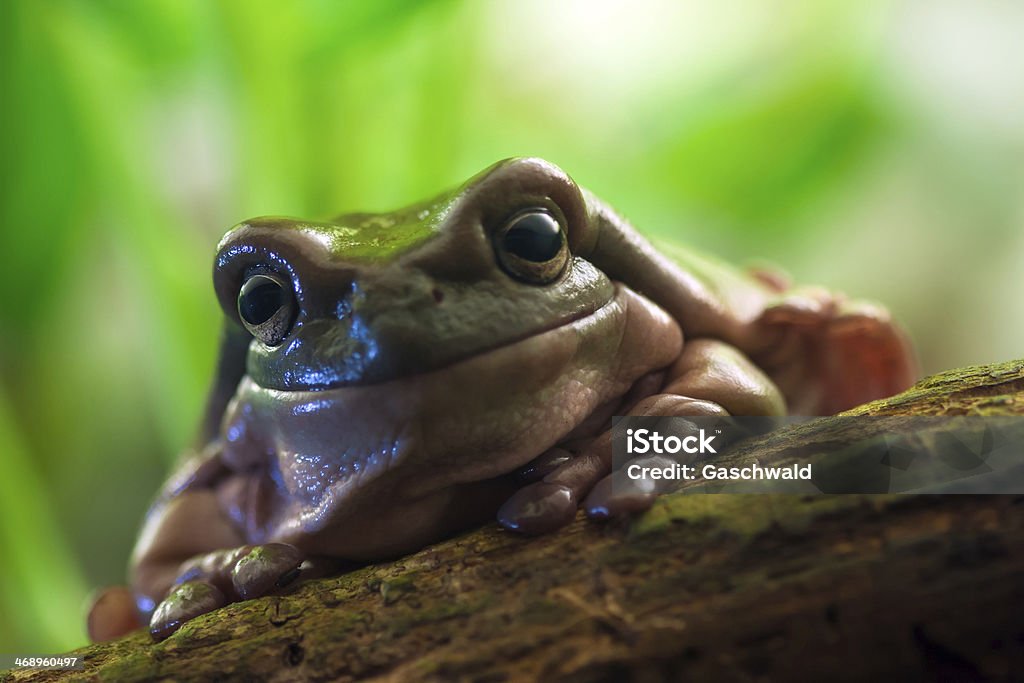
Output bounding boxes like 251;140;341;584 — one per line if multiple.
573;186;916;415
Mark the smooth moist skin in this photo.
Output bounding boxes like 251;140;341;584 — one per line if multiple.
87;157;917;642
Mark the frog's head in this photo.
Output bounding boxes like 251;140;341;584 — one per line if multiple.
213;157;613;390
209;158;681;558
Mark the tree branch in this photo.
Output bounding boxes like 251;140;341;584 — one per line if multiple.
7;359;1024;682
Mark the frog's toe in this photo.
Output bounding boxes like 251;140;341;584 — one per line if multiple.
584;473;653;519
87;585;143;642
499;393;742;534
231;543;304;600
584;454;678;520
499;430;616;535
497;482;577;535
149;580;227;641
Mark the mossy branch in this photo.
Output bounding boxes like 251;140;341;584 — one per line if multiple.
7;360;1024;682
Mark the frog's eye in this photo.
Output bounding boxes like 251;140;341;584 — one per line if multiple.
237;273;297;347
494;209;569;284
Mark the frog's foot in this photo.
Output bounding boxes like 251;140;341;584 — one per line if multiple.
497;339;784;533
149;543;304;641
755;287;917;415
87;585;144;642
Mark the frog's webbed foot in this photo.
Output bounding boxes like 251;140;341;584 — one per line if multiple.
498;339;785;534
149;543;304;641
756;287;917;415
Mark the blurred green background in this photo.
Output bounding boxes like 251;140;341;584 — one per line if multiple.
2;0;1022;653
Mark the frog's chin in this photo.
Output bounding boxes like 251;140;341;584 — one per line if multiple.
221;283;682;554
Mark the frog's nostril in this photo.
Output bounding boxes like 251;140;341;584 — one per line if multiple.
431;288;444;304
335;298;352;320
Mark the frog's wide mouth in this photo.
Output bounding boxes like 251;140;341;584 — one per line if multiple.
247;286;620;393
241;253;620;392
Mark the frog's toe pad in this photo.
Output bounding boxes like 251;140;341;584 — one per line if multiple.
231;543;304;601
497;482;577;535
584;472;658;520
150;580;227;641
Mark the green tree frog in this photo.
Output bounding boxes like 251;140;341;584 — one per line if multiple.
87;158;915;642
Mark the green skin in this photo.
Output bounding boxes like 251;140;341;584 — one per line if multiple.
86;158;915;643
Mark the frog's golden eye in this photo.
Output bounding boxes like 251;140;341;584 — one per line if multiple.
237;273;297;347
494;209;569;284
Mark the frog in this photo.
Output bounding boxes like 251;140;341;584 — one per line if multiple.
86;157;915;642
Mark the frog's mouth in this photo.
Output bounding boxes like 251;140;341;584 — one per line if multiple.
244;259;618;392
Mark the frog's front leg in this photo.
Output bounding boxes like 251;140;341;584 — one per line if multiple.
497;339;785;534
133;488;304;640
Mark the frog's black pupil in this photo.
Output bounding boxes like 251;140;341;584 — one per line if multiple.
503;212;563;263
239;276;285;326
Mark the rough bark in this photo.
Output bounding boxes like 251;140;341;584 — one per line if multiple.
5;359;1024;682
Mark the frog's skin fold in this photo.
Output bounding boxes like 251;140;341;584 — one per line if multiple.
87;158;916;642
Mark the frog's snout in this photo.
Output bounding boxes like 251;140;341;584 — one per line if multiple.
243;268;455;391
